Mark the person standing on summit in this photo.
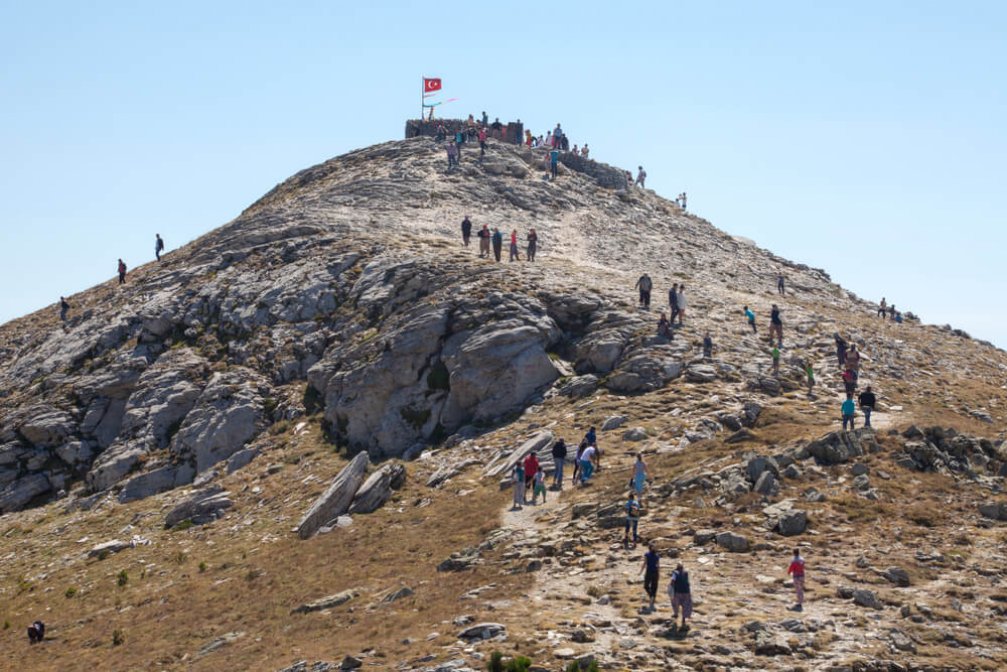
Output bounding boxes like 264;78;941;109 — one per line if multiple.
155;234;165;261
461;216;472;247
635;273;653;308
878;297;887;318
59;296;70;322
636;166;647;188
117;258;127;285
491;228;503;262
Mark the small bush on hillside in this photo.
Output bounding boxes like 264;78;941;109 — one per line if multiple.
117;570;128;587
112;629;125;646
65;586;77;598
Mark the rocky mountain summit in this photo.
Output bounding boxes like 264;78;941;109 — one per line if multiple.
2;135;1006;671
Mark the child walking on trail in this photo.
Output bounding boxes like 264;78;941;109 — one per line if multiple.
788;548;806;611
771;345;781;374
532;469;547;505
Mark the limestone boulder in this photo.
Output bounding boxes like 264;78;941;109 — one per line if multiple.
348;463;406;514
297;452;370;539
164;487;234;528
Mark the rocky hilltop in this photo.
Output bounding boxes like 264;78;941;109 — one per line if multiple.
2;135;1006;671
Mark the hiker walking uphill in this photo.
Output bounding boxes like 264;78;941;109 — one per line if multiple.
703;332;713;359
777;273;786;295
477;224;491;258
787;549;806;611
835;334;848;369
744;305;757;333
59;296;70;322
624;492;641;546
676;285;688;325
845;344;861;380
771;345;781;374
636;166;647;188
640;543;660;612
669;283;679;323
635;273;653;308
578;442;598;485
551;438;567;489
657;313;673;340
549;148;560;179
155;234;165;261
805;361;815;396
769;304;783;346
526;228;538;261
491;228;503;262
842;394;856;431
858;385;877;429
878;297;887;318
669;564;692;630
461;216;472;246
632;453;649;505
445;142;459;170
117;259;127;285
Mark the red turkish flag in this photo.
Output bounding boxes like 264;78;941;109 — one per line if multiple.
424;78;442;93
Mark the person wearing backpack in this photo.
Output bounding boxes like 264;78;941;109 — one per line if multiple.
155;233;165;261
461;217;472;247
551;438;567;489
669;564;692;630
27;620;45;644
635;274;653;308
523;451;539;495
623;492;641;545
491;228;503;262
117;258;127;285
59;296;70;322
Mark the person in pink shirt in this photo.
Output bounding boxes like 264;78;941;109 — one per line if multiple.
787;548;806;611
509;229;521;262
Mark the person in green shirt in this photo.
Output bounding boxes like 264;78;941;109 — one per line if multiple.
805;362;815;396
771;346;781;374
841;394;856;431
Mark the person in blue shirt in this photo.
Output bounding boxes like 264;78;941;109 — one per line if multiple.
841;394;856;431
744;306;757;334
550;149;560;179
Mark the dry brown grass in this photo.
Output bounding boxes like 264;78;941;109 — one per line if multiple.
0;423;521;672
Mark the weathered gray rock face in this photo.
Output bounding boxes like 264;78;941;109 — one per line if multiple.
297;452;370;539
348;463;406;514
0;473;50;513
171;368;267;473
87;348;210;493
485;431;554;478
310;268;563;458
798;430;878;465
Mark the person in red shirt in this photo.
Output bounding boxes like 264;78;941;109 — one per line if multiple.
523;452;539;494
787;548;806;611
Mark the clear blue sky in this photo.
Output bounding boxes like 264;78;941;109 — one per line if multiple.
2;1;1005;347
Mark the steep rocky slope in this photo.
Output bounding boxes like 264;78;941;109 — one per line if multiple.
1;136;1006;671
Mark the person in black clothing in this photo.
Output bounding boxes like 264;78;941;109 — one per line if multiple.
155;233;165;261
551;438;567;488
703;333;713;359
59;296;70;322
491;228;503;262
858;386;877;429
461;216;472;246
640;543;660;611
669;283;679;323
835;334;848;369
117;258;127;285
777;273;785;295
769;304;783;346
